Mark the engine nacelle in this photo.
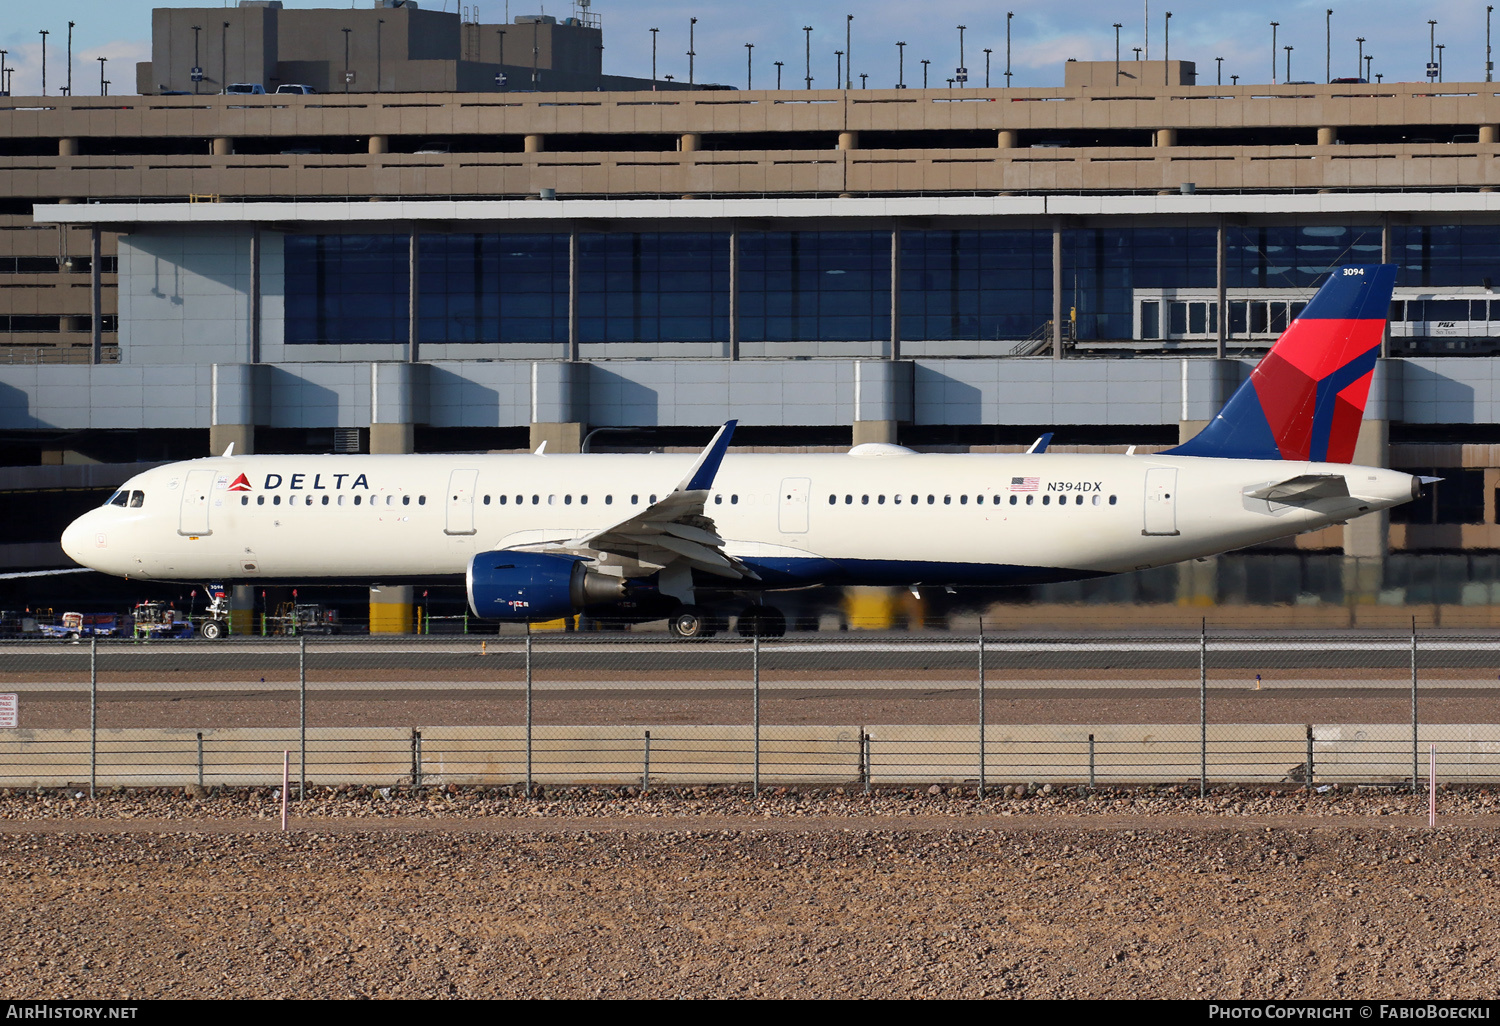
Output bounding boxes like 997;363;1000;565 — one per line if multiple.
466;550;626;621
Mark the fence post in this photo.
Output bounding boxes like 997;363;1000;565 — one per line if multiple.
196;731;204;789
1305;724;1314;794
525;627;533;799
863;733;872;793
1411;616;1419;796
978;630;986;798
1089;733;1096;788
643;730;651;790
299;633;307;801
89;634;96;799
753;632;760;798
411;728;422;788
1199;617;1207;799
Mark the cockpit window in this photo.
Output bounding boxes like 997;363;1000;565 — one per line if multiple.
106;490;127;507
128;491;145;508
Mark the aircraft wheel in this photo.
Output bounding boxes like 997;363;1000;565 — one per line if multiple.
737;604;787;638
199;619;226;641
668;606;710;639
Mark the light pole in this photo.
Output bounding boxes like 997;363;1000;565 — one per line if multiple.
221;21;228;94
342;27;351;94
984;48;992;88
1216;56;1223;85
957;24;966;88
1164;11;1171;85
376;19;384;93
745;43;753;90
0;52;8;97
1437;43;1445;83
1365;55;1373;82
40;30;49;96
649;28;658;88
1270;21;1278;83
1357;37;1364;80
922;58;930;89
66;21;73;96
688;16;696;87
97;56;106;95
774;61;783;89
860;73;867;89
1285;45;1293;84
1134;47;1142;62
846;14;853;90
1006;11;1013;87
1113;24;1121;85
1326;8;1333;84
1232;74;1239;85
803;26;812;89
189;25;198;95
835;50;843;90
897;41;906;88
1489;6;1495;83
1429;20;1437;80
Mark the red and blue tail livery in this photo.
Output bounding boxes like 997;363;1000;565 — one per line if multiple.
1167;264;1397;463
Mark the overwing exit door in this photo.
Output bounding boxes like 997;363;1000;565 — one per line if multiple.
444;469;480;535
778;477;811;533
1142;467;1180;536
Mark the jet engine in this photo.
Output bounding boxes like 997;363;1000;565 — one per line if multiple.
466;550;627;621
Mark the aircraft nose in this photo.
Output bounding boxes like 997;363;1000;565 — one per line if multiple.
60;512;96;567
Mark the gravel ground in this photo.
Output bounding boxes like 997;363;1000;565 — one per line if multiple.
1;786;1499;999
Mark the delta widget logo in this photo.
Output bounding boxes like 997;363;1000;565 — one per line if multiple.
227;474;252;492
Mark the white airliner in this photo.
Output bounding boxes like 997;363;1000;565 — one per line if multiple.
60;265;1419;637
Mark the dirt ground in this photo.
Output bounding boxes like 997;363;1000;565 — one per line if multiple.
10;686;1498;728
1;788;1498;999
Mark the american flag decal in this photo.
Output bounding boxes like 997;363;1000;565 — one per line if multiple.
1010;476;1039;492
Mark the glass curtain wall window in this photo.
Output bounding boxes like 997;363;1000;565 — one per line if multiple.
284;234;408;345
1063;227;1217;341
576;232;730;343
739;231;890;342
899;229;1052;341
419;234;569;344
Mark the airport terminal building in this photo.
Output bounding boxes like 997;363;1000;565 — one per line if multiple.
5;3;1500;626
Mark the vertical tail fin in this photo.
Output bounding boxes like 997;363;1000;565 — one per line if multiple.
1166;264;1397;463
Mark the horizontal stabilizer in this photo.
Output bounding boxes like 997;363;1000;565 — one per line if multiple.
1244;474;1350;504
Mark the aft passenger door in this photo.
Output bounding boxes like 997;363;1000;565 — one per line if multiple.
1142;467;1180;536
444;469;480;536
778;477;811;533
179;469;215;536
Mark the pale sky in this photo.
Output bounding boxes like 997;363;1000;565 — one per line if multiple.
0;0;1491;96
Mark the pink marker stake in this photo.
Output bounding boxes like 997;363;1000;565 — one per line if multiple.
282;750;289;832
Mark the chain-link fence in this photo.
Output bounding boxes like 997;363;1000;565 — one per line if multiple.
1;623;1498;794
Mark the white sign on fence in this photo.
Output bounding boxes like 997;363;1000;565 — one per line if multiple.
0;694;15;728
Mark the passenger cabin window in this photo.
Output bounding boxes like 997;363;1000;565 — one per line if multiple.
402;495;411;506
418;496;426;506
241;496;248;506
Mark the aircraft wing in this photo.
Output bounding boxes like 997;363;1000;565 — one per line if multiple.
1244;474;1351;504
512;421;758;581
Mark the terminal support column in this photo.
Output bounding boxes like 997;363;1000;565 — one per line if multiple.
530;361;583;453
209;363;256;456
852;360;912;447
370;361;421;634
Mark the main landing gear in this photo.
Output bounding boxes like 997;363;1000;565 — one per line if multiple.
667;605;716;639
665;603;788;638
